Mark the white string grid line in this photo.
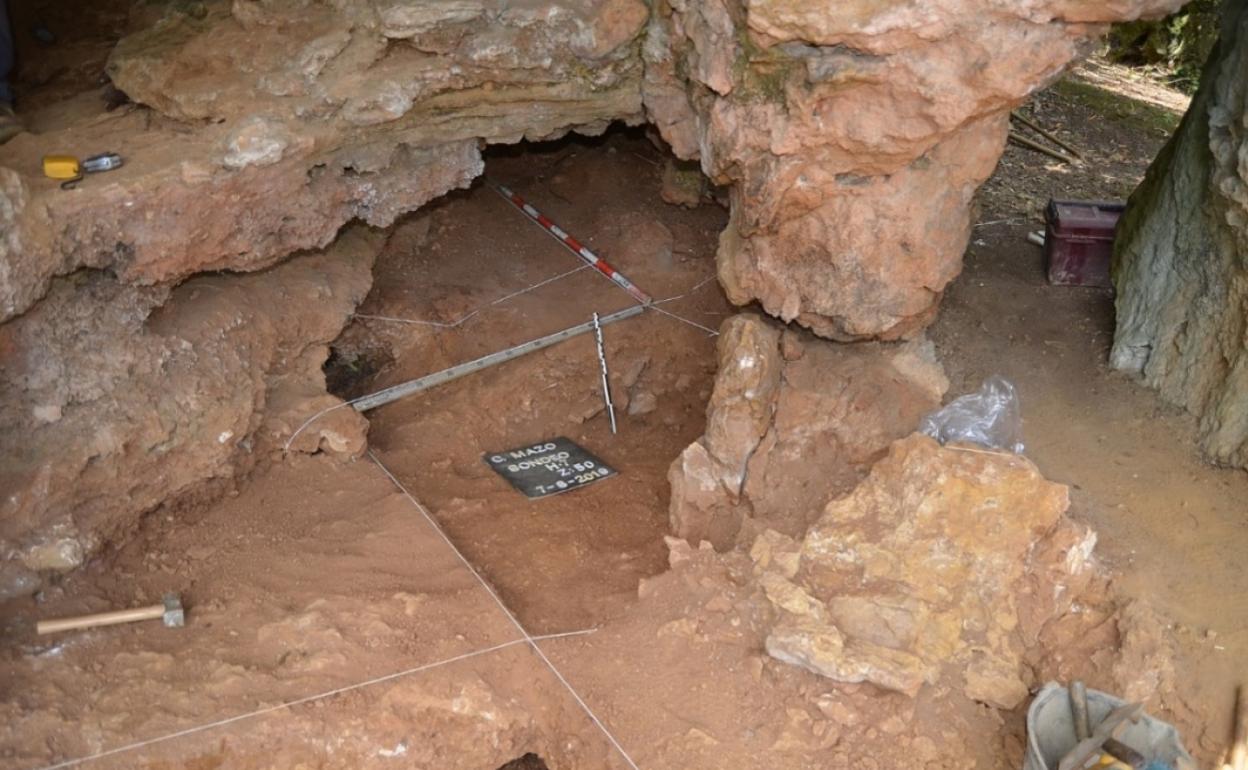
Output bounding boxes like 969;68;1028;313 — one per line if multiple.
646;275;721;336
355;264;589;329
26;628;597;770
647;304;719;336
368;451;641;770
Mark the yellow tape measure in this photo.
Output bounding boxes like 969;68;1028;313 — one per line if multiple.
42;153;123;189
42;155;81;179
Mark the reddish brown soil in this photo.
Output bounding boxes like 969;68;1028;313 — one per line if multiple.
0;131;735;770
341;132;731;634
1;457;623;769
2;61;1245;770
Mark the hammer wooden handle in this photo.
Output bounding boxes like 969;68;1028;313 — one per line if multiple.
37;604;166;635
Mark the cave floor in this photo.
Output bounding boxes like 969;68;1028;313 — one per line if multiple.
350;132;732;636
3;64;1247;769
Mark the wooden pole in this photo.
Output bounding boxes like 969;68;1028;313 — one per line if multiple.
1012;112;1083;158
37;604;166;635
1008;130;1076;164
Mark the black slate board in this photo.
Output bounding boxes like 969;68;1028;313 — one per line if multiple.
483;437;616;499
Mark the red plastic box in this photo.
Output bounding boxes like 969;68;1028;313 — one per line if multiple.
1044;199;1124;288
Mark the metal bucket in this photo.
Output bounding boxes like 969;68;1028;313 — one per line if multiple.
1024;682;1194;770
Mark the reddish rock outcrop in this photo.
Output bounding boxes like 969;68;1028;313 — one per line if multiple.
669;313;947;549
753;434;1082;707
0;0;650;322
643;0;1187;339
0;132;478;322
0;228;381;596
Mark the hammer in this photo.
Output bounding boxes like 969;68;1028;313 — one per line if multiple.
36;593;185;635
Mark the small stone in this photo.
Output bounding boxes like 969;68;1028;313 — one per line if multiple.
816;695;861;727
913;736;939;761
780;329;806;361
222;117;294;170
32;404;62;423
0;560;42;601
23;538;85;571
179;160;215;185
620;356;650;389
963;651;1029;709
628;389;658;415
879;715;907;734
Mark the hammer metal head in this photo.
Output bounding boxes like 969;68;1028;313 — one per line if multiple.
162;593;185;628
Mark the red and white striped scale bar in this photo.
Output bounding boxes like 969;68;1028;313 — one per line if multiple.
489;179;653;306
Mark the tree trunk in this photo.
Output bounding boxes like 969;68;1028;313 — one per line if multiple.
1111;0;1248;469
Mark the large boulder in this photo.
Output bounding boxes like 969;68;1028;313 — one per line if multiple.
1111;1;1248;470
754;434;1086;708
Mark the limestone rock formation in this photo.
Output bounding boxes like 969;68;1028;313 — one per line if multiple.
0;0;1195;582
0;130;478;323
669;314;947;549
1111;2;1248;470
0;228;381;595
643;0;1187;339
560;454;1182;768
1;0;1187;330
753;434;1084;707
0;0;650;322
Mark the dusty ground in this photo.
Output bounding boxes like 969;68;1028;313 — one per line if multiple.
1;55;1245;770
0;131;734;769
345;132;731;634
934;66;1248;755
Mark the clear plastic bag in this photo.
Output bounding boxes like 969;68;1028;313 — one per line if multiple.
919;375;1024;454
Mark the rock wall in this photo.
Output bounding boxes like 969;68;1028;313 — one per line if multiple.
642;0;1186;339
0;227;382;598
0;0;1187;327
668;314;947;550
1111;0;1248;470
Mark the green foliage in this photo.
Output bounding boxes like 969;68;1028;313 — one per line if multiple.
1107;0;1224;93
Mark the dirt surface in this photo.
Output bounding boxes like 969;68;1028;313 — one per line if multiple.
2;60;1246;770
1;456;620;769
0;130;735;770
933;67;1248;753
339;131;731;634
